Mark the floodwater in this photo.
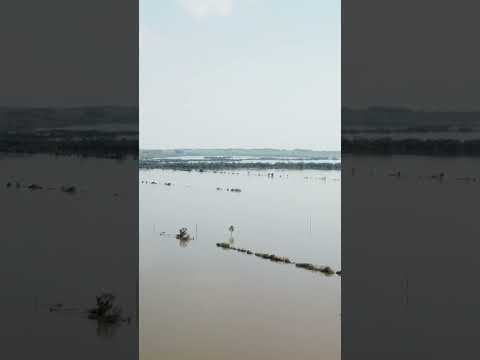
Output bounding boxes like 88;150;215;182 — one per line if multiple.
343;155;480;359
0;154;138;359
140;168;341;360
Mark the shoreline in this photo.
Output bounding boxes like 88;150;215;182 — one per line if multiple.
0;131;138;159
342;137;480;156
139;160;341;171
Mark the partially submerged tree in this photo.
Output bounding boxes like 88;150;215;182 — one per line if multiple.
88;293;123;323
176;227;190;240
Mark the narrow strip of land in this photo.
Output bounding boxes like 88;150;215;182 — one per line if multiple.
216;242;341;276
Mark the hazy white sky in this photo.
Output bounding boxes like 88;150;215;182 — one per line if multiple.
140;0;340;150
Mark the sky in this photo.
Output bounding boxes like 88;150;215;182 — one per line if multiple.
343;0;480;111
0;0;137;107
140;0;341;150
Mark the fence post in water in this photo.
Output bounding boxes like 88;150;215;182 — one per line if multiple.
404;272;409;309
136;278;139;327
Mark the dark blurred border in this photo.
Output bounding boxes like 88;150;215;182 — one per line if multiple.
0;0;138;359
343;1;480;359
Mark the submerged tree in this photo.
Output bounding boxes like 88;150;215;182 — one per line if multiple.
88;293;123;324
176;227;191;240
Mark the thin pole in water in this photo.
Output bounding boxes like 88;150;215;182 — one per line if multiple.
404;272;409;309
136;277;139;327
195;224;198;240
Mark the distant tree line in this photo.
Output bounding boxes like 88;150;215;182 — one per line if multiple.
343;126;475;134
342;138;480;156
0;132;138;159
139;160;341;171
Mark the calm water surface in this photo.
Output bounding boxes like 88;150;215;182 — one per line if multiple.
343;155;480;359
140;169;341;360
0;154;137;359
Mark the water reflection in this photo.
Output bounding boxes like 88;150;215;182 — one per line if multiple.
96;319;121;338
141;168;341;360
159;228;195;248
1;155;138;359
175;227;194;248
178;237;192;248
46;293;133;339
46;301;125;339
343;155;480;359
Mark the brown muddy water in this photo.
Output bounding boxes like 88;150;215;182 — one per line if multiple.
343;155;480;359
0;154;138;359
140;168;341;360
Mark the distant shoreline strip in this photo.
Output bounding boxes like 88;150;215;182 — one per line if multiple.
139;160;341;171
342;138;480;156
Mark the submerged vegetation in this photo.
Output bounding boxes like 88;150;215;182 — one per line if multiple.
139;160;340;171
342;138;480;156
0;131;138;159
216;242;340;276
144;149;341;282
4;181;121;196
88;293;125;324
47;292;131;338
176;227;193;241
139;148;340;170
